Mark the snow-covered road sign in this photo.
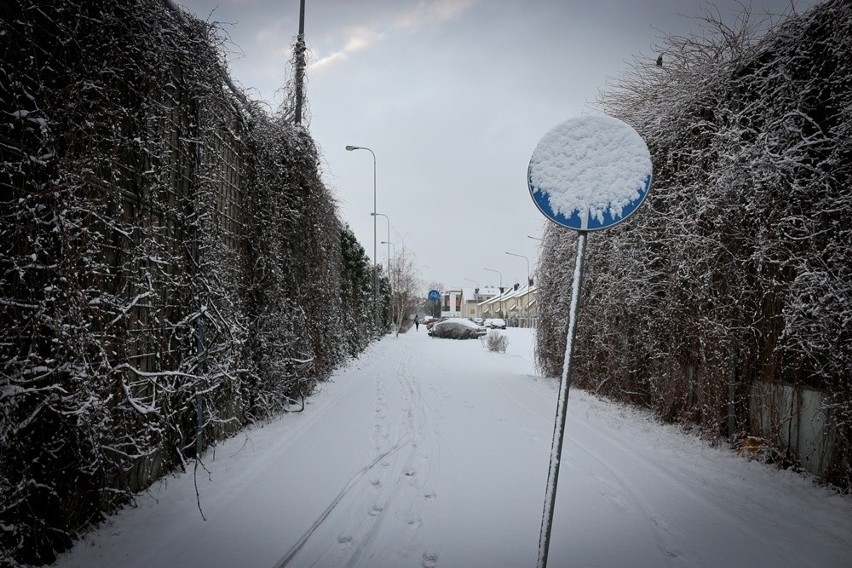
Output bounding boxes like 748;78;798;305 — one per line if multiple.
529;114;652;568
528;115;652;231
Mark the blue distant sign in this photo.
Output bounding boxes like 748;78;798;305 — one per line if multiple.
428;289;440;302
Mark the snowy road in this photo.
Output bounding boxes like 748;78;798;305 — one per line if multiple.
55;328;852;568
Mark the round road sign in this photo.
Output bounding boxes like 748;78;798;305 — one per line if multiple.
528;115;652;231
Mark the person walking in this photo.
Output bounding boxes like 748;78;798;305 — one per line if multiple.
414;314;420;331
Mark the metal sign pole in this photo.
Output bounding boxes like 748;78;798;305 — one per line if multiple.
527;115;652;567
536;230;587;568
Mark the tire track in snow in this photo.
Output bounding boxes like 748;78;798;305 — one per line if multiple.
565;432;690;567
343;343;419;566
274;436;412;568
563;404;767;567
344;340;441;567
569;404;766;540
280;338;441;568
275;342;416;568
504;376;765;565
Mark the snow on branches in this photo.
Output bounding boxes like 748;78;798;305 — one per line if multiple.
536;0;851;490
0;1;382;565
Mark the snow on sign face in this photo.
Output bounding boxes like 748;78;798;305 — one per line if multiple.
528;114;652;231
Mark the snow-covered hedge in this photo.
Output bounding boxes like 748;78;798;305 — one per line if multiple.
0;1;384;565
536;0;851;490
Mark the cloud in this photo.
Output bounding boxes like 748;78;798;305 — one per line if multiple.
310;26;384;71
311;50;349;71
309;1;478;73
343;27;384;51
394;0;479;30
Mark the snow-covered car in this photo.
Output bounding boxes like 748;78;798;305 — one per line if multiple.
428;318;487;339
472;318;484;325
485;318;506;329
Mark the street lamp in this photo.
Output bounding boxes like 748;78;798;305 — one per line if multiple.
505;251;531;286
484;267;502;290
372;212;391;270
346;145;378;321
506;251;532;328
463;278;479;288
381;240;396;328
381;240;396;289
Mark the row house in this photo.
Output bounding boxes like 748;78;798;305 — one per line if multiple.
478;283;538;328
440;286;501;319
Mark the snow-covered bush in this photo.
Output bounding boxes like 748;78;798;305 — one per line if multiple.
482;329;509;353
536;0;851;490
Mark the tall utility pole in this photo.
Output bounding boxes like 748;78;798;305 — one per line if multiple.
293;0;306;125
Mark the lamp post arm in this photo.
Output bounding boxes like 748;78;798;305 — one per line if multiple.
484;267;503;290
346;145;379;326
505;251;531;286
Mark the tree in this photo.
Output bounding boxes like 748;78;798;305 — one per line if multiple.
388;246;422;334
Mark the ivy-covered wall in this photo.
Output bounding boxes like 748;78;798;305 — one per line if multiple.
0;1;385;564
535;0;851;490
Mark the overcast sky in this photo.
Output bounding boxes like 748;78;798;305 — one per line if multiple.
176;0;816;292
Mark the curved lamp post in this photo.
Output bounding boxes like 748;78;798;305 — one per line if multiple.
346;145;378;322
506;251;532;327
484;267;503;290
381;240;396;262
372;212;391;270
381;240;396;329
505;251;531;286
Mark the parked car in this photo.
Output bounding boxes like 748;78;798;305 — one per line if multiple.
428;318;487;339
472;318;484;326
485;318;506;329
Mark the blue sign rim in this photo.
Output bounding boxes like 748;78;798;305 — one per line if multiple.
527;163;652;232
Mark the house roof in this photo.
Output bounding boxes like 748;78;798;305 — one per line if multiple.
478;284;537;306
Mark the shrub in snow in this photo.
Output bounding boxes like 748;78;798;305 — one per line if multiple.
482;329;509;353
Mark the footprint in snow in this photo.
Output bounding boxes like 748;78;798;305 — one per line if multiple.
422;551;439;567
